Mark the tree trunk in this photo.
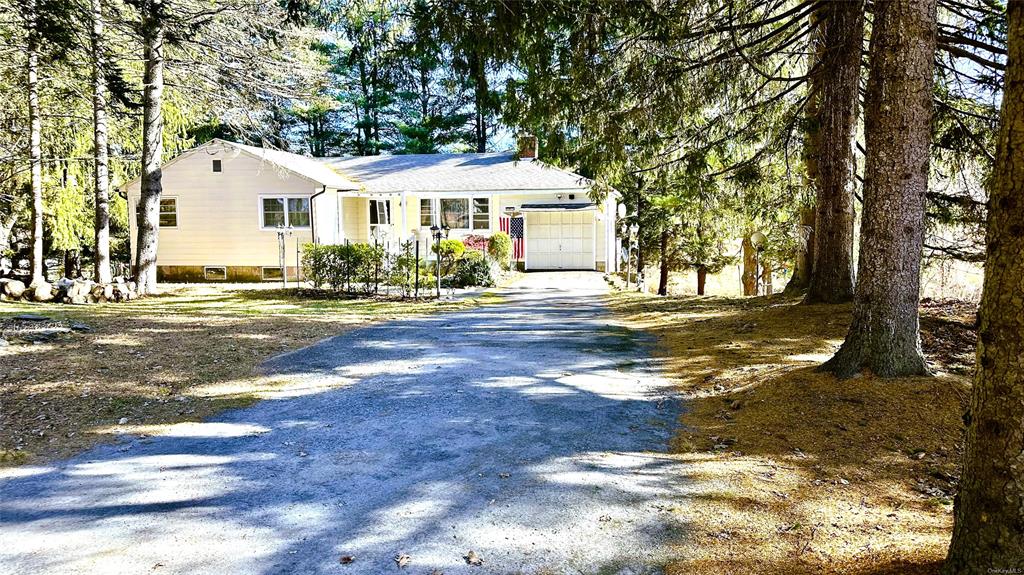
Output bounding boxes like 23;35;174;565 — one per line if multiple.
26;0;44;287
944;4;1024;571
134;0;165;295
91;0;111;284
470;50;488;153
64;249;81;279
821;0;934;378
696;266;707;296
741;235;757;296
783;206;815;294
763;260;774;296
804;0;862;304
658;227;669;296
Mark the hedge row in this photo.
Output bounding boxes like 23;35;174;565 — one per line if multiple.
301;236;508;296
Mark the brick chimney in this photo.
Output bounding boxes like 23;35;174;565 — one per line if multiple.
517;134;538;161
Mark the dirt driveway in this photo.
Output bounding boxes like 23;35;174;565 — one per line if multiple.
0;272;690;575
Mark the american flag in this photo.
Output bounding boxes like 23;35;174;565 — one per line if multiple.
499;215;525;260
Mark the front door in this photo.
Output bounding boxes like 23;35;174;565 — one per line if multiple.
525;210;595;270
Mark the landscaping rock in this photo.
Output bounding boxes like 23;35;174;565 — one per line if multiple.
21;327;70;343
12;313;51;321
2;278;27;298
69;321;92;332
32;282;55;302
0;338;9;347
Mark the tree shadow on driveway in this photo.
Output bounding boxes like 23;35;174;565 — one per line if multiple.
1;283;696;575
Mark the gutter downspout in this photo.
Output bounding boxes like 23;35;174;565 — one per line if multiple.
310;185;327;245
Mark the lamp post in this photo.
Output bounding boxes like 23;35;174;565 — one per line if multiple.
430;225;449;298
276;224;293;289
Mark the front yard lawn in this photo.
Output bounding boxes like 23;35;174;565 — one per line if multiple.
612;292;976;575
0;284;482;465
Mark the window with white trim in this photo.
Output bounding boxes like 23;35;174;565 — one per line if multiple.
420;198;434;227
159;197;177;227
261;196;310;229
261;267;283;280
204;266;227;280
440;198;469;229
369;199;391;225
472;197;489;230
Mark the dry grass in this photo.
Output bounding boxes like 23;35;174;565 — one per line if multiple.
610;291;976;575
0;284;486;466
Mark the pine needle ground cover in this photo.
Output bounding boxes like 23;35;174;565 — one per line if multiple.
0;284;480;465
611;292;976;575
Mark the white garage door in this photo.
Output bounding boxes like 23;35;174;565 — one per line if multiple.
525;210;595;270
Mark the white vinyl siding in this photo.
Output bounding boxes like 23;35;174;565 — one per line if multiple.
126;150;322;267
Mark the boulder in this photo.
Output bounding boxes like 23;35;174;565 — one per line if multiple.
21;327;70;343
69;295;89;305
69;321;91;332
60;279;92;299
2;279;26;299
31;282;54;302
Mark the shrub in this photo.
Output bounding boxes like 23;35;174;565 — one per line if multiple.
462;234;488;252
432;238;465;277
302;242;385;293
449;252;495;288
432;238;465;260
487;232;512;269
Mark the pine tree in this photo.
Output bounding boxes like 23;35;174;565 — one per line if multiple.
803;0;863;304
944;1;1024;570
133;0;165;295
821;0;936;378
91;0;112;283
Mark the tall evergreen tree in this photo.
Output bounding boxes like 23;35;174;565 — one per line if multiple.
945;1;1024;570
821;0;936;378
803;0;863;304
24;0;44;286
91;0;112;283
133;0;165;295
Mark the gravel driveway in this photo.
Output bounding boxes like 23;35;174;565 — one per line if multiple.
0;272;690;575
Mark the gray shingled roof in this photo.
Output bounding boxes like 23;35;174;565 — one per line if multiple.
318;153;592;193
226;141;359;190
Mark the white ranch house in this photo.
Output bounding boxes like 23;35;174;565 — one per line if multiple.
125;138;620;282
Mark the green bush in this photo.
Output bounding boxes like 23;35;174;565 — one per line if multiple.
432;238;465;277
432;238;465;260
302;242;385;293
447;251;494;288
387;242;437;297
487;232;512;269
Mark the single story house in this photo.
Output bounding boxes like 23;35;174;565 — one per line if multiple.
125;137;620;282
